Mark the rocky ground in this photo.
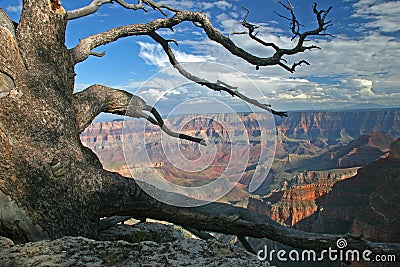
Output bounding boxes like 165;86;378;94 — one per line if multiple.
0;222;269;267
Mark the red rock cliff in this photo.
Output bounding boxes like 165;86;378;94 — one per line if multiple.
295;138;400;242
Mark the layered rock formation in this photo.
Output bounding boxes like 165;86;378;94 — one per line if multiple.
247;132;395;228
275;109;400;145
80;109;399;184
284;132;395;172
295;138;400;243
80;109;400;242
247;168;359;226
80;113;275;202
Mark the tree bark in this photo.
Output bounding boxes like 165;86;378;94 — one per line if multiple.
0;0;103;241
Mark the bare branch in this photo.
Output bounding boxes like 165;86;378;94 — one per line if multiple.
115;0;147;12
89;51;105;58
182;227;258;256
101;172;400;259
69;4;329;117
67;10;293;67
185;227;214;240
278;2;332;50
148;31;287;117
72;84;205;144
67;0;144;20
239;3;331;67
279;59;310;73
142;105;206;145
242;5;251;21
239;6;281;51
98;216;132;230
68;0;114;20
228;31;246;38
67;0;178;20
140;0;178;16
277;0;295;11
237;235;256;255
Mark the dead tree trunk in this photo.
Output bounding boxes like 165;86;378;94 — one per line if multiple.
0;1;104;241
0;0;399;260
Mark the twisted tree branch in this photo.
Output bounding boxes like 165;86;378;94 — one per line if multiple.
100;171;400;259
238;6;280;51
67;0;115;20
238;235;257;255
68;4;332;121
84;11;262;66
148;31;287;117
72;84;205;144
69;4;329;69
143;105;206;145
67;0;174;20
238;3;331;73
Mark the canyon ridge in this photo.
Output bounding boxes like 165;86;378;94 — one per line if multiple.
81;108;400;242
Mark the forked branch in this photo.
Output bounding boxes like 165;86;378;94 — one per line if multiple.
67;0;175;20
238;3;332;73
148;31;287;117
235;5;280;52
69;3;331;117
72;84;205;144
69;5;329;69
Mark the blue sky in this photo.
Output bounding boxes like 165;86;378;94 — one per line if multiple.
1;0;400;117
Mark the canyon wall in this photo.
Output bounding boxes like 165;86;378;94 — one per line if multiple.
81;109;400;242
294;138;400;242
81;109;400;168
247;167;359;226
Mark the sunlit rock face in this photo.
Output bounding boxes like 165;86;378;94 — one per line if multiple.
80;109;400;181
80;110;400;242
247;165;362;224
294;138;400;243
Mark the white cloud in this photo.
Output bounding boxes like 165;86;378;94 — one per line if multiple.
279;93;309;100
82;0;399;112
355;78;373;90
137;42;216;68
339;78;376;99
141;30;397;109
137;88;167;102
305;34;399;87
359;87;375;97
137;42;169;67
352;0;400;32
229;12;239;19
6;3;22;13
158;0;195;10
214;1;232;10
73;83;91;93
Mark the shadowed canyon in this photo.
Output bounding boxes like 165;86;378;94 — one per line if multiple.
81;109;400;243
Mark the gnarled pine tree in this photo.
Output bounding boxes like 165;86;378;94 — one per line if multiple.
0;0;398;258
